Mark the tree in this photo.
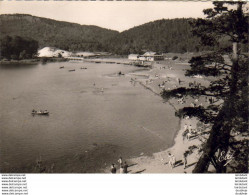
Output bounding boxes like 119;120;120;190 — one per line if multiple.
161;2;248;173
0;35;12;59
19;50;27;59
0;36;39;60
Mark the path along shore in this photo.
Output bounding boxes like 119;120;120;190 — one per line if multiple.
105;59;214;173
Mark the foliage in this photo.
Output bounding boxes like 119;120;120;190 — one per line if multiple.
0;14;118;52
105;18;209;54
172;56;178;60
0;35;38;60
161;2;248;173
2;14;247;55
1;14;248;55
0;15;210;54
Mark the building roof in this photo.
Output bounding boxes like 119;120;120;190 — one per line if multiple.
143;51;157;56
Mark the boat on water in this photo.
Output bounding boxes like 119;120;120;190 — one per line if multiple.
80;67;87;70
59;66;64;69
32;109;49;115
118;71;125;76
69;69;75;72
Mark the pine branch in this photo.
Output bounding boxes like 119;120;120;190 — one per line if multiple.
175;106;216;123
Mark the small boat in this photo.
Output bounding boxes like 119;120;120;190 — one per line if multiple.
80;67;87;70
118;71;124;76
32;109;49;115
69;69;75;72
59;66;64;69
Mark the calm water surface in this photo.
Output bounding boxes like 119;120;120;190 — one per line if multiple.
0;61;179;171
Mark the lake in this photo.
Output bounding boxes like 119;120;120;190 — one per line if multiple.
0;61;179;172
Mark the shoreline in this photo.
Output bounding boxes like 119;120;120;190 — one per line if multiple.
104;59;208;173
1;58;208;173
0;57;67;65
1;60;180;174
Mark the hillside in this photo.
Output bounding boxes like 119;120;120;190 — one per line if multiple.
0;14;209;54
105;18;206;54
0;14;119;51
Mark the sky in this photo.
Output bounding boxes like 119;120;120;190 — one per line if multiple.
0;1;213;32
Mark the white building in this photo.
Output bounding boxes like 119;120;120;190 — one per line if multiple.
139;52;164;61
72;51;97;58
128;52;164;62
128;54;139;60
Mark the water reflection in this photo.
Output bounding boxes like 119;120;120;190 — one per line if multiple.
0;62;38;69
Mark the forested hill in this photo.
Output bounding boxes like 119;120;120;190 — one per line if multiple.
0;14;119;51
105;18;205;54
0;14;206;54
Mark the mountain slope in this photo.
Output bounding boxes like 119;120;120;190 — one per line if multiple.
105;18;204;54
0;14;119;51
1;15;208;54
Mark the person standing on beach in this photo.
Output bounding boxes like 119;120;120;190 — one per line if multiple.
168;153;176;169
183;154;187;169
118;157;123;166
123;162;128;173
111;164;116;174
120;165;124;174
171;154;176;168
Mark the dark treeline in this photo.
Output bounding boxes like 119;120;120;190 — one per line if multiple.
0;35;38;60
0;15;206;54
105;18;210;54
0;14;118;52
162;2;248;173
1;14;247;55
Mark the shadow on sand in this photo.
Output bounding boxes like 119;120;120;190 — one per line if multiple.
185;162;197;169
174;160;184;168
134;169;146;174
128;163;138;168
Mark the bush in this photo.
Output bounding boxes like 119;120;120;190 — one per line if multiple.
0;36;38;60
10;54;19;60
41;58;48;64
172;56;178;60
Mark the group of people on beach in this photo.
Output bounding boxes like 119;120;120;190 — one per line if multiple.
111;157;128;174
168;152;188;170
184;123;199;141
158;65;172;70
188;81;202;89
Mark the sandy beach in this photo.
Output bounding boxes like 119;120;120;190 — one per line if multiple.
104;57;213;174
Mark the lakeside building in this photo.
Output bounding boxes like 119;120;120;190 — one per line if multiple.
128;52;164;61
72;51;97;58
140;52;164;61
128;54;139;60
72;51;112;59
38;47;72;58
38;47;111;59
